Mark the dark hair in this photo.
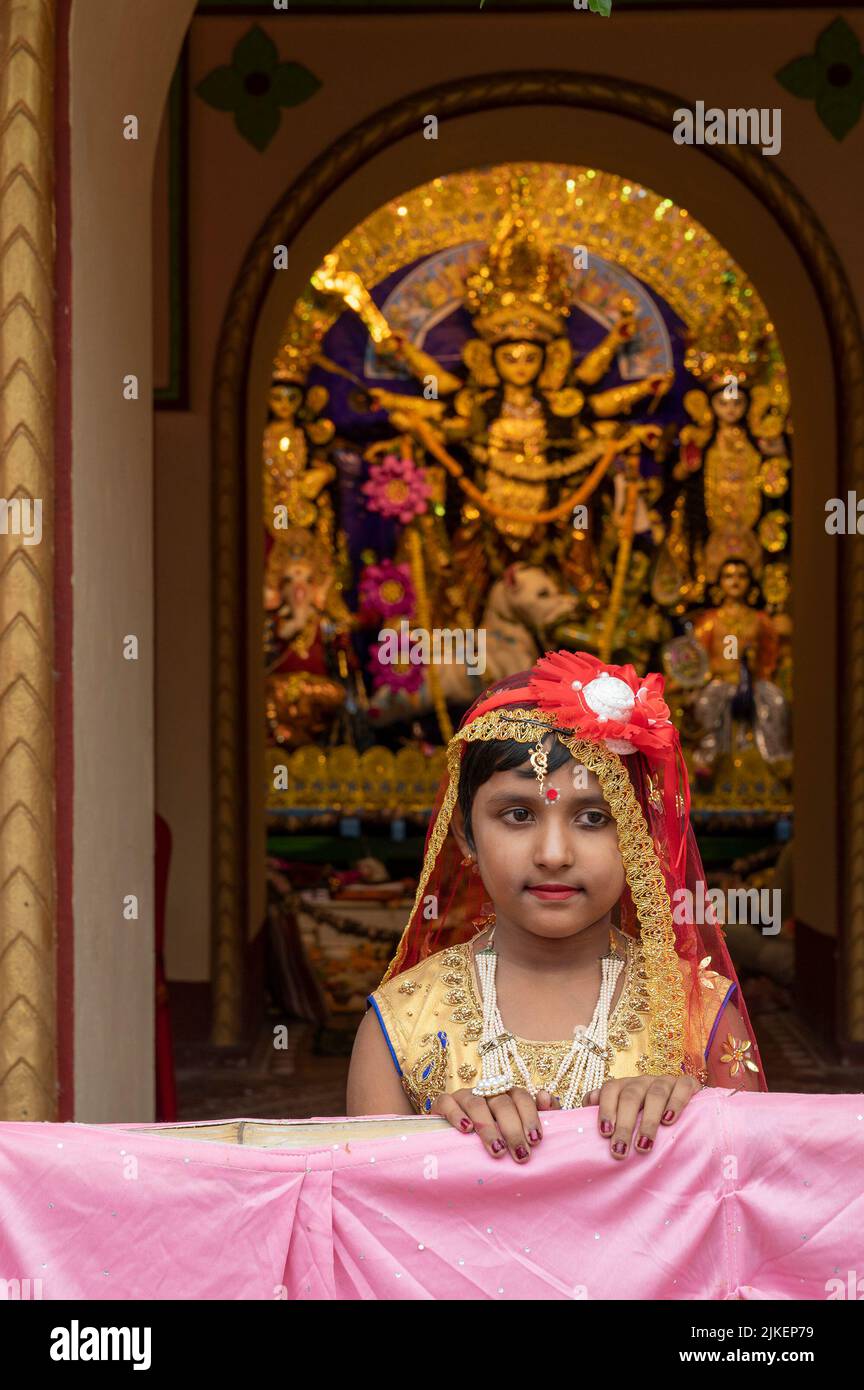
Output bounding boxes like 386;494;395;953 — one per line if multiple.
719;555;753;577
457;671;575;852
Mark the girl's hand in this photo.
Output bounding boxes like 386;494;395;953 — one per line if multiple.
431;1087;561;1162
582;1074;703;1161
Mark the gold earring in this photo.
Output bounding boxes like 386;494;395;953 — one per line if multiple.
461;853;474;867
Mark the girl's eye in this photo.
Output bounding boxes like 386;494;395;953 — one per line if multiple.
578;809;611;829
502;807;535;825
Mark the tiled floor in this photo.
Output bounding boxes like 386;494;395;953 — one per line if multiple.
174;1013;351;1121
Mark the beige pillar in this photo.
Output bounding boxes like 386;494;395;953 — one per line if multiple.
68;0;196;1119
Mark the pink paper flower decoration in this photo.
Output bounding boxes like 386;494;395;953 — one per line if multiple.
361;454;431;523
367;642;425;695
359;560;415;619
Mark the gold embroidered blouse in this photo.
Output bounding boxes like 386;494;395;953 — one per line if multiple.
368;936;734;1114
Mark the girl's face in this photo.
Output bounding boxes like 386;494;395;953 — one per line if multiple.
458;757;626;939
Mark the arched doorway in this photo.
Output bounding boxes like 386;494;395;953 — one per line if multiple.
210;74;863;1062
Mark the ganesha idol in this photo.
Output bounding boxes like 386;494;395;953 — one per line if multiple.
264;529;353;749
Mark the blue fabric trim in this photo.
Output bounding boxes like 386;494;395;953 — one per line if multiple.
704;982;738;1061
367;995;402;1079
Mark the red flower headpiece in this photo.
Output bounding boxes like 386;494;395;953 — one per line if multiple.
527;650;676;757
465;649;688;874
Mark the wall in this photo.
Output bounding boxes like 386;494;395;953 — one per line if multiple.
69;0;197;1118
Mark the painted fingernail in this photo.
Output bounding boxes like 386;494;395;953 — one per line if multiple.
528;1128;541;1144
600;1119;614;1136
459;1118;473;1131
662;1109;675;1123
612;1140;627;1156
515;1145;529;1161
491;1138;506;1153
636;1134;653;1151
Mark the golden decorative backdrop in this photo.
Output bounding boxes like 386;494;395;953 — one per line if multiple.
281;162;780;372
0;0;56;1120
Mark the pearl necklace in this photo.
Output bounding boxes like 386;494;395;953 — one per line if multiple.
472;929;626;1110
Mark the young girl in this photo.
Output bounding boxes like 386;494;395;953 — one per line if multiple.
348;650;767;1162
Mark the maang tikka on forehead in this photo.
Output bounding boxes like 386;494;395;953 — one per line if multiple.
495;714;563;804
528;733;561;804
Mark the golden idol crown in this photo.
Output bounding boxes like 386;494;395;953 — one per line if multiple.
684;300;771;390
465;182;572;345
265;525;327;586
273;327;323;385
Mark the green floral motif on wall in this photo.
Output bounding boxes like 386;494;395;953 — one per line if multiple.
776;17;864;141
196;24;321;151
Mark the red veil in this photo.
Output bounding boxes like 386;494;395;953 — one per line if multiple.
380;651;768;1092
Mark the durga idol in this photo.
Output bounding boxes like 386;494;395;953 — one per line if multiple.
312;183;672;611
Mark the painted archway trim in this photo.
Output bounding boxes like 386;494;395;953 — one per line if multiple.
210;70;864;1047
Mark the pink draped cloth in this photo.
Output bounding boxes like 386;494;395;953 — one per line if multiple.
0;1090;861;1300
